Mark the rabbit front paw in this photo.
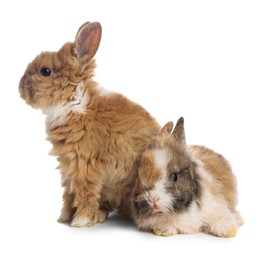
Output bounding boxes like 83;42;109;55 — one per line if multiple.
219;226;237;238
70;210;107;228
153;227;179;236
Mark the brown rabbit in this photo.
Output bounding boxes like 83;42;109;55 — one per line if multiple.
130;117;243;237
19;22;160;227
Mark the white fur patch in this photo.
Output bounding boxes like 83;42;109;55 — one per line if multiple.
43;82;89;128
151;176;174;213
148;149;174;213
176;202;202;234
153;149;169;171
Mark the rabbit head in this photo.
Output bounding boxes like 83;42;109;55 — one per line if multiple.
19;22;101;109
133;117;201;219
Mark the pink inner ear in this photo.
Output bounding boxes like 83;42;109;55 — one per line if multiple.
75;22;102;60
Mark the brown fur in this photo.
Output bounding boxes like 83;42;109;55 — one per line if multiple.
189;145;237;211
19;22;160;227
138;152;163;189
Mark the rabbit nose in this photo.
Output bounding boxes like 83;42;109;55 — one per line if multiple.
149;194;160;203
20;75;30;88
19;75;32;93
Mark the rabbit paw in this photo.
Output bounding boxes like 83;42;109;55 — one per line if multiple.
209;224;238;238
219;226;237;238
70;210;107;228
153;227;179;237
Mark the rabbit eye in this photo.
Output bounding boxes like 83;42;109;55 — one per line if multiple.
172;173;179;182
40;67;51;76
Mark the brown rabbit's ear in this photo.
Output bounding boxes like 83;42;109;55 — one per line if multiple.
159;121;174;136
74;21;102;61
172;117;186;144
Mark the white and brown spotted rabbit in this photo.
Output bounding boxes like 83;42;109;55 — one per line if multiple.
131;117;243;237
19;22;160;227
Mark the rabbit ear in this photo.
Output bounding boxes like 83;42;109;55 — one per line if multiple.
172;117;186;144
74;21;102;61
159;121;174;136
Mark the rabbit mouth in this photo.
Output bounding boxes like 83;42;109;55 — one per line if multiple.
134;199;166;218
19;77;34;104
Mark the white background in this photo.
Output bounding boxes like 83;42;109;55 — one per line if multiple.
1;0;273;259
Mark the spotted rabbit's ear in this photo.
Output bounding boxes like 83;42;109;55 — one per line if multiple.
159;121;174;136
74;21;102;61
172;117;186;144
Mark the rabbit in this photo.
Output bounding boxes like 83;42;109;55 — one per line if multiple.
130;117;244;237
19;21;160;228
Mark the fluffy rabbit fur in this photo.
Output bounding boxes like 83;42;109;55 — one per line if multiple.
130;117;243;237
19;22;160;227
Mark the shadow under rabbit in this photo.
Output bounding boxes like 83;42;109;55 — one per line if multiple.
64;212;138;233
